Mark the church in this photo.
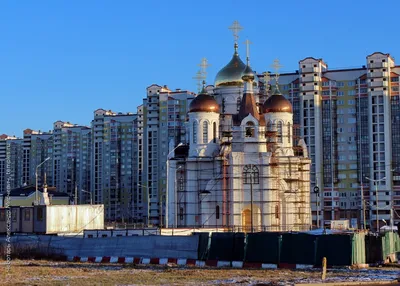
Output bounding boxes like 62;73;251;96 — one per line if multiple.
166;22;311;232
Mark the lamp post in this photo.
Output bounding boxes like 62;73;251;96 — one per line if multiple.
81;189;92;205
174;165;183;228
138;183;149;227
365;176;386;232
35;157;51;205
166;142;183;228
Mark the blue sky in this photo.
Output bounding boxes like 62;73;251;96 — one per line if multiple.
1;0;399;136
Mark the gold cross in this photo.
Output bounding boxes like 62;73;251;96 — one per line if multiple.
271;59;283;84
228;20;243;43
198;58;210;77
243;39;252;63
262;72;271;84
193;70;206;92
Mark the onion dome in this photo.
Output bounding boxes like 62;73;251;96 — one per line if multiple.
242;64;255;82
189;84;220;113
262;88;293;113
214;43;247;87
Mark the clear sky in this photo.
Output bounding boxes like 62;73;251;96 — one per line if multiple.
1;0;399;136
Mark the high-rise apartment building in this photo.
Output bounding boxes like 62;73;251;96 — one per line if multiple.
138;85;195;226
275;52;400;229
91;109;137;222
53;121;92;203
22;129;54;188
0;135;23;192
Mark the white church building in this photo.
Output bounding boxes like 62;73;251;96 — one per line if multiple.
167;26;311;232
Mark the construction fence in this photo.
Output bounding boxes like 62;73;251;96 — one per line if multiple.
202;231;400;266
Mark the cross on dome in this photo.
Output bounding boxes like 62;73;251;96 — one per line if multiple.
198;58;210;78
228;20;243;43
243;39;252;64
271;59;283;87
193;70;206;92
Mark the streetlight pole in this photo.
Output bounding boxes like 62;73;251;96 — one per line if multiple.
35;157;51;205
81;190;92;205
166;142;183;228
365;176;386;232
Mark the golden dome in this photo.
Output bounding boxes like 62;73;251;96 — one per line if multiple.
262;88;293;113
242;64;255;82
189;88;220;113
214;44;247;87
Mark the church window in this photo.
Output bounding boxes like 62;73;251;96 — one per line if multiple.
203;121;208;143
216;205;220;219
288;122;291;143
213;122;217;143
277;121;283;143
243;164;259;184
245;121;255;138
193;122;198;144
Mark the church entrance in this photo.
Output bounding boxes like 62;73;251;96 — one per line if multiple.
242;209;251;232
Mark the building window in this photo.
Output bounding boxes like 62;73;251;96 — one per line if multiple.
277;121;283;143
193;122;197;144
216;205;220;220
243;165;259;184
202;121;208;143
213;122;217;143
245;121;255;137
288;122;291;143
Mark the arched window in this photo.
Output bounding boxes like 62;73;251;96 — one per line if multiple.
213;122;217;143
277;121;283;143
193;122;198;144
275;205;280;219
245;121;255;138
243;164;259;184
203;121;208;143
288;122;291;143
216;205;220;219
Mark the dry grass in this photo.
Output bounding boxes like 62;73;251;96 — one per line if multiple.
0;260;399;286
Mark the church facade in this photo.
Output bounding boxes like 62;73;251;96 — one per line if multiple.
167;36;311;232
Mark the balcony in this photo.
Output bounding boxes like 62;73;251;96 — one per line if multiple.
368;81;388;88
301;67;320;73
301;76;319;83
367;62;388;69
301;85;320;92
368;71;389;78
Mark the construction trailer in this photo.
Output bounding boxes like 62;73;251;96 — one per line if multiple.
0;204;104;234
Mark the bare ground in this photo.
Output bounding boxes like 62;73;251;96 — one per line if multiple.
0;260;399;286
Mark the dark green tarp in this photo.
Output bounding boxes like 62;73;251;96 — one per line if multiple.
208;232;245;261
365;234;382;264
245;232;281;263
192;232;210;261
280;233;316;265
315;234;352;266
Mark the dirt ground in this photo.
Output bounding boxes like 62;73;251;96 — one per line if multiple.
0;260;399;285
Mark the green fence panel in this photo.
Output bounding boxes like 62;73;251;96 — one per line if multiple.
351;232;366;265
381;232;400;261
